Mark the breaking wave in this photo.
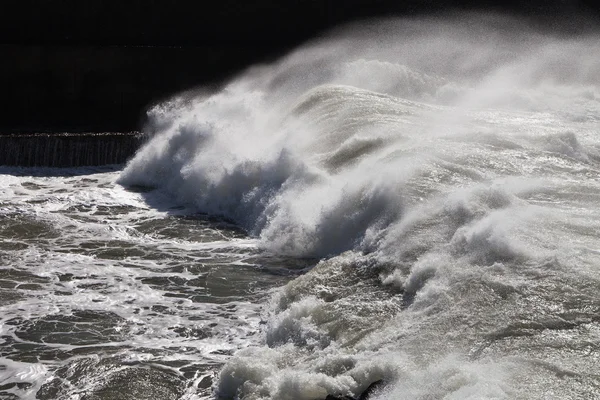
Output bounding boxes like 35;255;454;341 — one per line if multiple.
120;14;600;399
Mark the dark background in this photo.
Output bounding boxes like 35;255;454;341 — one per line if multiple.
1;0;598;133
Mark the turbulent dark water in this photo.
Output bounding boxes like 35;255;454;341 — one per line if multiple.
2;14;600;400
0;167;311;399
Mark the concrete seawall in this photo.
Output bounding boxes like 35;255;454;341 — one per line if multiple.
0;132;145;167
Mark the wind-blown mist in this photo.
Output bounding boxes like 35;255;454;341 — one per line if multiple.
120;14;600;399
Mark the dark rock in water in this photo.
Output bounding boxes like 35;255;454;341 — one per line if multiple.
324;380;385;400
0;132;144;167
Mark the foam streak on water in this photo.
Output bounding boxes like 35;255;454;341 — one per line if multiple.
4;13;600;400
0;167;307;399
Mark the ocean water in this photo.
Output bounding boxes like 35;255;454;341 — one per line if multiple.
2;14;600;399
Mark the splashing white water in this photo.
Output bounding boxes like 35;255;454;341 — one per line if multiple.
120;14;600;400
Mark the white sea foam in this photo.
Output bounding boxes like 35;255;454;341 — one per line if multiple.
0;168;285;399
116;13;600;400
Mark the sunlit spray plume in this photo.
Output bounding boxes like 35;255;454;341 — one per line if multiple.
119;13;600;399
120;13;599;257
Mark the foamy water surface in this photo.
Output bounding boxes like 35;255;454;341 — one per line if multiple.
2;14;600;400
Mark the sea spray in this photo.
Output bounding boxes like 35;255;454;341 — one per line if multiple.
119;14;600;399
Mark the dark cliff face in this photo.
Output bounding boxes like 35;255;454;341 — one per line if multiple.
1;0;598;133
